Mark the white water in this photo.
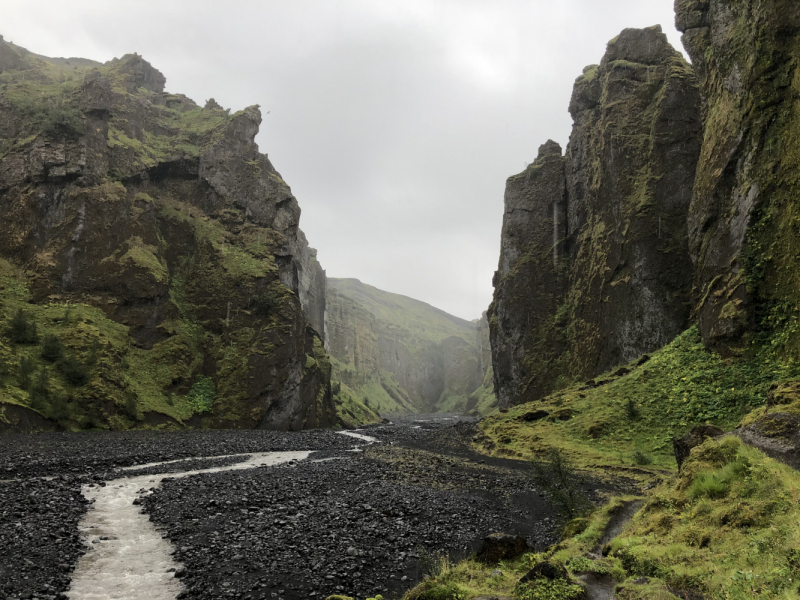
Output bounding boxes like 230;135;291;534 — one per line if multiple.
336;430;379;443
68;451;312;600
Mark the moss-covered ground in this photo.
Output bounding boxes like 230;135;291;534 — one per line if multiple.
477;326;800;478
0;258;206;430
386;323;800;599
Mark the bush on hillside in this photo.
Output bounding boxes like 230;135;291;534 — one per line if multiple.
530;448;592;520
59;353;89;386
41;334;65;362
8;309;39;344
18;356;35;390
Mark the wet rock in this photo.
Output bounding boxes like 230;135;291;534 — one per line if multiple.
476;533;530;564
519;561;569;583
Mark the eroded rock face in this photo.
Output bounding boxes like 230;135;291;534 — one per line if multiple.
0;41;335;430
675;0;800;351
490;26;702;407
325;278;485;413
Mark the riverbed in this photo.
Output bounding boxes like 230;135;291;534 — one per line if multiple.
0;416;562;600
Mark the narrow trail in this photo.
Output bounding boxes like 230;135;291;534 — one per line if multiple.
67;451;312;600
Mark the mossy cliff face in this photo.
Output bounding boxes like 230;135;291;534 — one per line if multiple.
489;141;569;408
675;0;800;354
0;39;335;431
489;26;702;407
325;278;486;415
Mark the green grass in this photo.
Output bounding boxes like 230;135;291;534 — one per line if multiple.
328;278;477;346
0;257;217;430
609;437;800;599
478;326;800;476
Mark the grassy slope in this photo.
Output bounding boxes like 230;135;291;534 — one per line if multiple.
328;278;477;345
389;325;800;599
0;259;204;430
477;327;799;476
328;278;496;416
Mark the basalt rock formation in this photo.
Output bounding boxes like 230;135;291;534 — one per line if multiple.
325;278;492;416
490;26;702;407
0;38;335;431
676;0;800;353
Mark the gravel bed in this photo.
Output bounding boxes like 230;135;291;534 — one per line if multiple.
0;477;88;600
0;429;361;479
0;416;568;600
142;452;555;600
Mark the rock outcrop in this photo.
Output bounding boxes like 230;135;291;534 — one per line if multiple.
675;0;800;352
325;278;487;414
490;26;702;407
0;39;335;430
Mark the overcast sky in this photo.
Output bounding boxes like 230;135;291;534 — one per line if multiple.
5;0;685;320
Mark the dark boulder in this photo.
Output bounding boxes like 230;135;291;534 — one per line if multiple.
521;410;550;423
476;533;530;564
519;561;569;583
673;425;725;470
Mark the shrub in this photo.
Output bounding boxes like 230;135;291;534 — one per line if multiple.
11;96;84;139
625;398;639;419
124;393;140;421
87;339;101;366
530;448;592;520
18;356;35;390
252;289;281;317
59;354;89;386
404;581;468;600
8;309;39;344
48;392;70;423
41;334;65;362
187;376;215;413
632;450;653;465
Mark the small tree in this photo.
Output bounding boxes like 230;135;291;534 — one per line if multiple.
8;309;39;344
625;398;639;420
60;354;89;386
124;392;140;421
41;334;65;362
18;356;35;390
49;392;70;423
530;447;592;521
87;338;101;367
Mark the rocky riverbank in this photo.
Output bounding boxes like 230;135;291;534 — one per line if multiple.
0;417;580;600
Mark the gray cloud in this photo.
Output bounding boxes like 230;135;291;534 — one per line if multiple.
4;0;684;319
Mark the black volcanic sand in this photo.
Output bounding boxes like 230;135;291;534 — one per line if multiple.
0;416;632;600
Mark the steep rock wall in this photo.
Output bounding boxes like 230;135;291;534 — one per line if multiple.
675;0;800;353
0;42;335;430
490;26;702;407
325;278;485;414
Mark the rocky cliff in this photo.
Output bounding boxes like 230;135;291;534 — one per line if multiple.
325;278;490;416
676;0;800;355
489;26;702;407
0;38;336;431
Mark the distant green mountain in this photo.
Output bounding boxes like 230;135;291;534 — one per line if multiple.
325;278;496;419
